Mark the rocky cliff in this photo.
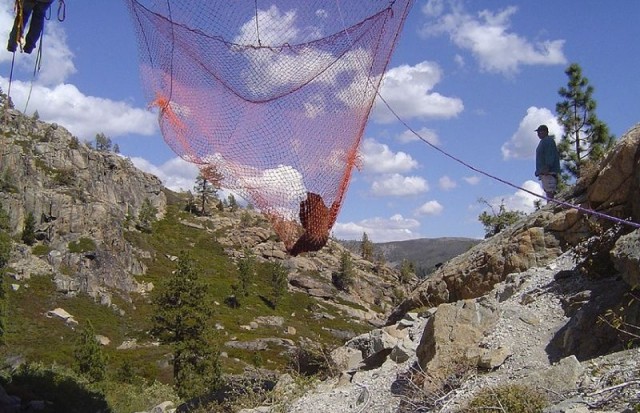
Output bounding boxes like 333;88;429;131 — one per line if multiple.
0;98;409;328
388;123;640;324
1;105;166;305
234;125;640;413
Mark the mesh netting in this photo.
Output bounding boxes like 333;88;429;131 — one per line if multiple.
125;0;414;255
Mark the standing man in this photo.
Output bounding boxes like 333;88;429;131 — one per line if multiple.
534;124;561;199
7;0;55;54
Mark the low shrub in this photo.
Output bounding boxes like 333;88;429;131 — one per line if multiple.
31;244;52;256
68;237;96;253
466;383;547;413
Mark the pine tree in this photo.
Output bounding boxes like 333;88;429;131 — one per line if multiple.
267;261;288;309
0;272;7;345
184;191;198;214
332;251;354;292
0;231;10;270
477;198;525;238
194;174;214;216
227;194;238;211
194;165;223;216
399;259;415;284
115;360;136;384
137;199;158;233
237;250;255;297
556;63;615;179
21;212;36;246
74;321;108;382
0;204;11;268
239;210;253;228
95;132;113;152
360;232;374;261
152;253;221;399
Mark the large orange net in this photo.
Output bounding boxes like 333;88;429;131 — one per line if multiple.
125;0;414;255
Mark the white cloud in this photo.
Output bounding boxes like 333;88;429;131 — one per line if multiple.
421;3;567;75
502;106;563;160
235;5;299;45
371;61;464;123
0;1;157;141
239;164;307;210
397;127;440;145
454;54;465;68
0;79;158;140
485;180;544;214
439;175;457;190
361;138;418;174
371;174;429;197
422;0;445;18
315;9;328;19
130;156;199;192
333;214;421;242
415;200;444;216
463;175;481;185
233;4;336;102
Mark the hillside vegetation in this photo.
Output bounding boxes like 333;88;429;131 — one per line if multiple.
0;96;421;411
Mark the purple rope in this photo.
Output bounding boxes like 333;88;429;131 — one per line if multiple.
376;93;640;230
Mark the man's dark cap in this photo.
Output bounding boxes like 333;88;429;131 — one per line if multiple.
535;125;548;132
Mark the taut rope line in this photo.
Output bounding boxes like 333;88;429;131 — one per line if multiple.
334;0;640;231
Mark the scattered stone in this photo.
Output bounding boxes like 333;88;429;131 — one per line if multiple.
254;316;285;327
117;339;138;350
95;335;111;346
478;346;512;369
46;307;78;327
149;401;174;413
389;343;411;363
330;347;363;371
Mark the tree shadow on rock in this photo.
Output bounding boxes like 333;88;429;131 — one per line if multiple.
176;374;277;412
258;295;275;310
0;364;110;413
545;274;637;363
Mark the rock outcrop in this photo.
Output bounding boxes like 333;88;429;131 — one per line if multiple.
282;251;640;413
388;124;640;324
0;103;407;326
1;106;166;301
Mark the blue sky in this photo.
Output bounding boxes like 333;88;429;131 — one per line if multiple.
1;0;639;242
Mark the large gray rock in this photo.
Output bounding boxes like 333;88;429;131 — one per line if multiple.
330;346;363;371
345;329;398;360
611;229;640;287
416;297;500;377
517;355;584;394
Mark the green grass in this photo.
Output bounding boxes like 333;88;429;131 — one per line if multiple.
467;384;547;413
2;195;374;386
4;274;72;359
68;237;97;253
31;244;52;256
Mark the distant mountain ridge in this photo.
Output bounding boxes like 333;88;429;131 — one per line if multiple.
340;237;480;276
376;237;480;273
